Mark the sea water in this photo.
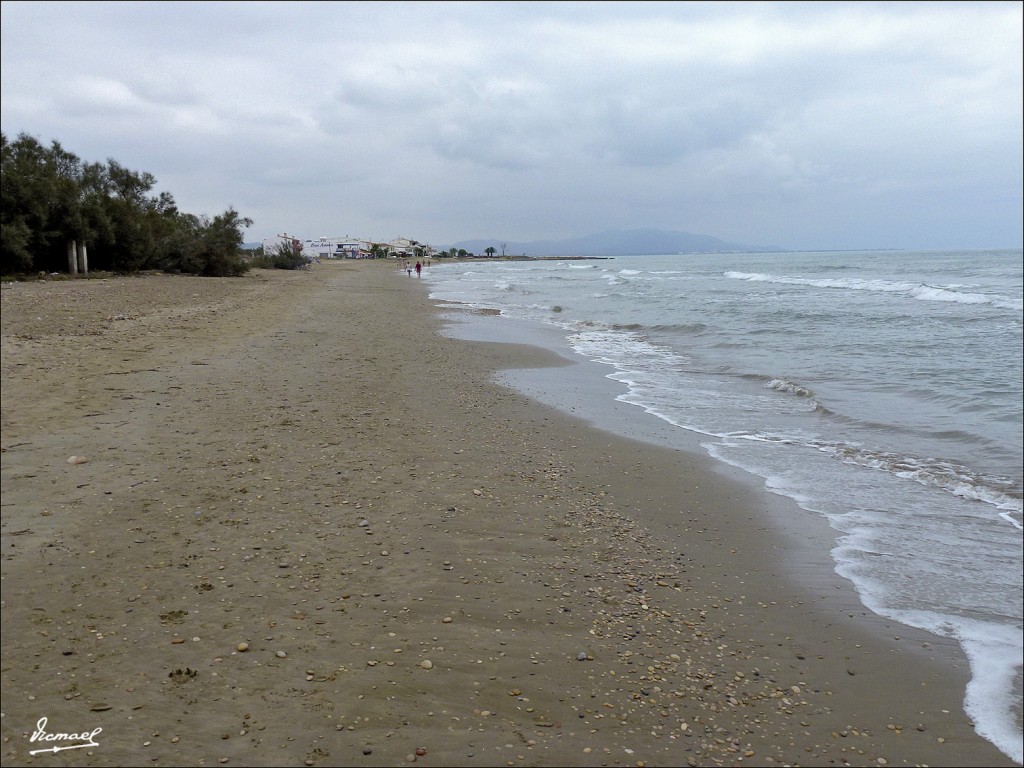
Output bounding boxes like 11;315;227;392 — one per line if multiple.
424;248;1023;763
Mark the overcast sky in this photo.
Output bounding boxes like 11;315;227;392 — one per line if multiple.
2;1;1021;251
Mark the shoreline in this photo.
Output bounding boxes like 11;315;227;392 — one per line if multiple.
433;305;987;656
1;261;1014;766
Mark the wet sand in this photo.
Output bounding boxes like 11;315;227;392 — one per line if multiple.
1;260;1013;767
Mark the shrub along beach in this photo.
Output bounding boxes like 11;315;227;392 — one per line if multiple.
0;260;1013;767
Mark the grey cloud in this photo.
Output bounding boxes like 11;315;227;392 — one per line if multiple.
1;1;1019;250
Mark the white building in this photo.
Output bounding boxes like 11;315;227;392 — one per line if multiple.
262;233;433;260
261;234;372;259
301;236;372;259
386;237;437;258
261;233;303;256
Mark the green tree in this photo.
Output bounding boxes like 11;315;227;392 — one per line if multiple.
93;160;165;271
1;131;255;277
1;132;74;273
186;208;254;276
267;240;307;270
485;246;496;257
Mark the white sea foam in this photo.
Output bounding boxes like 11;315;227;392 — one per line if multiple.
427;249;1024;762
725;270;1020;309
766;378;815;398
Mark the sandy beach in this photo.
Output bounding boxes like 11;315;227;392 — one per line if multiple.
1;260;1014;767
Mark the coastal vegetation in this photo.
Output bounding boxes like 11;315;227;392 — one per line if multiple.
247;242;311;271
1;132;252;277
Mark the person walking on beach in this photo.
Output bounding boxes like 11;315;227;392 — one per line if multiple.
415;261;422;278
406;261;412;277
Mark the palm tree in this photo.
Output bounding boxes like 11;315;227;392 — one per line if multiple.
485;246;496;257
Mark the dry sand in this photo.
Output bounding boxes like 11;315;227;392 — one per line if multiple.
1;260;1014;767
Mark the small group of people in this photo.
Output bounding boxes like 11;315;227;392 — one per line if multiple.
403;260;424;277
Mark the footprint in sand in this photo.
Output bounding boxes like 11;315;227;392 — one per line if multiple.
168;668;197;684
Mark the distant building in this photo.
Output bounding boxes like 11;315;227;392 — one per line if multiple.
261;233;304;256
262;233;434;260
299;236;372;259
386;237;418;258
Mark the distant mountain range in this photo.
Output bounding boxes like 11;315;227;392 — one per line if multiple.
445;228;783;257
